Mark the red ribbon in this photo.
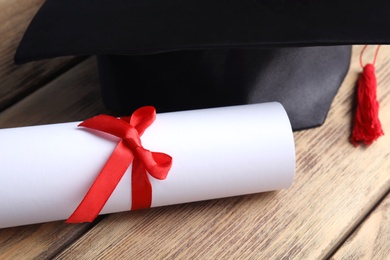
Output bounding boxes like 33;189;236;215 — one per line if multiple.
66;106;172;223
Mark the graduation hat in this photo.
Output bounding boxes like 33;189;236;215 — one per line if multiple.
14;0;390;131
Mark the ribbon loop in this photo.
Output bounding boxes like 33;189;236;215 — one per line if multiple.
134;147;172;180
66;106;172;223
130;106;156;135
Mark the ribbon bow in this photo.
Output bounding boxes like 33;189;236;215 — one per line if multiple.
66;106;172;223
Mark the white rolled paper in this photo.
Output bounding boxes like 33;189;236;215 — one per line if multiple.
0;102;295;228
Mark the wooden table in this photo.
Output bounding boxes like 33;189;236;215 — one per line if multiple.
1;2;389;259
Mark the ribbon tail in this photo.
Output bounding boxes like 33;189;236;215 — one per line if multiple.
66;141;134;223
131;158;152;210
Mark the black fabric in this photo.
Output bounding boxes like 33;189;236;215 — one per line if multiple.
97;46;351;130
14;0;387;130
14;0;389;62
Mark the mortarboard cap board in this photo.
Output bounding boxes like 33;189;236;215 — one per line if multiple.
14;0;390;130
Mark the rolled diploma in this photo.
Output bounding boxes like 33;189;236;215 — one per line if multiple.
0;102;295;228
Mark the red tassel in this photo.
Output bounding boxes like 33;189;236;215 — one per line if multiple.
350;46;384;146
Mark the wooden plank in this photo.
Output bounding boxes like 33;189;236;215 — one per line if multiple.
52;45;390;259
0;222;93;259
0;0;82;111
331;193;390;260
0;57;109;128
0;57;109;259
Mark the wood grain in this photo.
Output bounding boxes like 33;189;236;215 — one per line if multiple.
331;193;390;260
0;58;108;259
0;222;93;259
0;57;109;128
0;0;82;112
51;45;390;259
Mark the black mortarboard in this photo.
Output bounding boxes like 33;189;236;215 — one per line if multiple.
14;0;390;130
